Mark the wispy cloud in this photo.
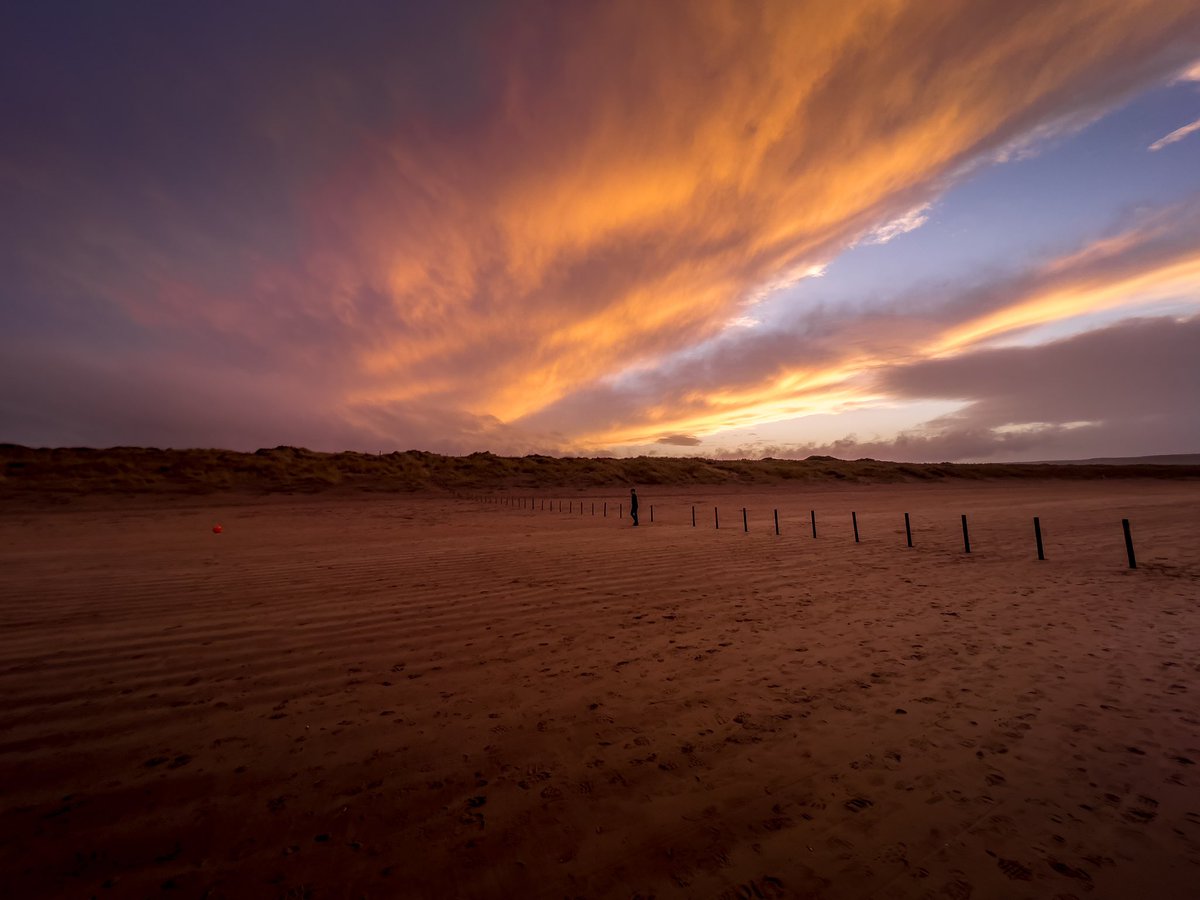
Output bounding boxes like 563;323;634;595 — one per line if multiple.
727;316;761;329
655;434;702;447
1148;115;1200;151
1173;59;1200;82
863;203;933;245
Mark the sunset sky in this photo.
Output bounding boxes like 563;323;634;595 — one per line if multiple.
3;1;1199;461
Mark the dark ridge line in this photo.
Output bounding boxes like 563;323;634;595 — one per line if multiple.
3;444;1199;495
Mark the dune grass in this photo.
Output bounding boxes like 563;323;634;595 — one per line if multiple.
2;444;1198;497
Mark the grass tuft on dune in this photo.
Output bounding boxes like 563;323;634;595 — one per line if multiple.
2;444;1198;496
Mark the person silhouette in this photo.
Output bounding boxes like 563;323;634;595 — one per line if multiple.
630;488;639;526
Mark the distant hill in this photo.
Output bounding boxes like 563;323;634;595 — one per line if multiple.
3;444;1199;497
1032;453;1200;466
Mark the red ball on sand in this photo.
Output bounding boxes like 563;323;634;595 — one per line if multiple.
212;524;223;534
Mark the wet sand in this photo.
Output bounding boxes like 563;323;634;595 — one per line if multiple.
1;481;1198;898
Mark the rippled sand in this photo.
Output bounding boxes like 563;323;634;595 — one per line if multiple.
1;481;1198;898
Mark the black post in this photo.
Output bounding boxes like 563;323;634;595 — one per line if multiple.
619;503;623;519
810;510;817;539
1122;518;1136;569
852;511;859;543
603;502;607;517
650;505;654;523
1033;516;1045;560
774;509;780;535
742;508;748;532
541;499;544;511
961;514;971;554
714;506;719;529
904;512;912;548
692;505;696;527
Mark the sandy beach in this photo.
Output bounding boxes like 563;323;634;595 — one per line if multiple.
1;480;1198;898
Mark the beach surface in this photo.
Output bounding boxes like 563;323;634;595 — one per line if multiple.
1;480;1198;898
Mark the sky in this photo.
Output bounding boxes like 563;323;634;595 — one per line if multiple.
2;1;1199;462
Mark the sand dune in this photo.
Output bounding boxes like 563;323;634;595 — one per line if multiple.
1;481;1198;898
4;444;1199;498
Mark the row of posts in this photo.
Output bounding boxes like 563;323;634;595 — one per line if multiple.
473;495;657;522
472;495;1140;569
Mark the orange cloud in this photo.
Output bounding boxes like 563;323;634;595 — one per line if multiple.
327;0;1200;436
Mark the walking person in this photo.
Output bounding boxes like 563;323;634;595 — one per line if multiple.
630;488;639;526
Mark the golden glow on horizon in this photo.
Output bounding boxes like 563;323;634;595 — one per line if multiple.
564;240;1200;450
573;360;881;447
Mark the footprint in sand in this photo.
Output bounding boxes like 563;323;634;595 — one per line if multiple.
877;843;908;866
1122;795;1159;824
939;874;973;899
719;875;786;899
1048;859;1092;881
996;857;1032;880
